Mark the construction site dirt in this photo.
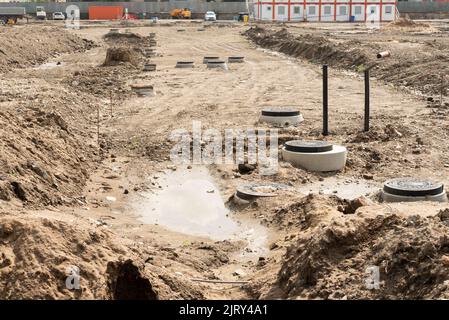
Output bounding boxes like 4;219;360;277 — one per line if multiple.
1;19;449;300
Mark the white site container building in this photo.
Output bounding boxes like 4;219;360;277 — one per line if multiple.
253;0;398;22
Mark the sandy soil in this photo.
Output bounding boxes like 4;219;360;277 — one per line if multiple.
1;19;449;299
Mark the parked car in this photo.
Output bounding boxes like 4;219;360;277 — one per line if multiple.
52;12;65;20
204;11;216;21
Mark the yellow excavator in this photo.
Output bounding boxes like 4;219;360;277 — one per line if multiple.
170;8;191;19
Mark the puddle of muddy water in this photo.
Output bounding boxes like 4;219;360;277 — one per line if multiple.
297;177;380;200
134;167;268;256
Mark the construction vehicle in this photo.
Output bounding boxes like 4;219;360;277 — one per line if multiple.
237;12;249;22
0;7;26;25
170;8;191;19
36;6;46;20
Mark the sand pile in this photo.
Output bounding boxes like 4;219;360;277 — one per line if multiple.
103;31;143;45
386;17;430;29
0;26;94;74
0;97;96;207
103;47;140;67
259;208;449;299
0;214;203;299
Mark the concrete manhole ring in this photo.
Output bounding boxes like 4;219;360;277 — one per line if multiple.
228;56;245;63
176;61;194;68
207;60;228;70
143;63;156;71
203;56;220;64
261;107;300;117
282;140;347;172
284;140;333;153
144;50;155;58
260;107;304;127
236;183;291;200
131;84;154;97
383;177;444;197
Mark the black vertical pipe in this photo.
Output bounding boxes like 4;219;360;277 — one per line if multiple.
364;69;370;132
323;64;329;136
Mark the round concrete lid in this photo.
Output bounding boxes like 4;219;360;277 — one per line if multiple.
383;177;444;197
261;107;300;117
236;183;290;200
284;140;333;153
131;84;153;89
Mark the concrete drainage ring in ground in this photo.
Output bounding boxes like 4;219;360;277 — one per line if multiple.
176;61;194;68
259;107;303;127
207;60;228;70
228;56;245;63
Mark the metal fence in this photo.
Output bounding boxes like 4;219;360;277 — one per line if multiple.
397;1;449;18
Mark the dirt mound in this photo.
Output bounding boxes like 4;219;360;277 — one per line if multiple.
0;26;94;74
66;66;134;97
103;47;140;67
0;100;97;206
0;214;203;299
103;31;143;45
267;211;449;299
386;17;430;29
348;124;407;143
244;27;370;69
245;26;448;97
270;194;343;230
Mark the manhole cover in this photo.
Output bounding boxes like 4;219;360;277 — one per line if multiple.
203;56;220;64
207;60;228;69
144;50;155;57
261;107;300;117
131;84;154;97
228;56;245;63
383;177;444;197
176;61;194;68
143;63;156;71
284;140;333;153
236;183;290;200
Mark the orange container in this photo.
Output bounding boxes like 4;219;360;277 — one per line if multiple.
88;6;124;20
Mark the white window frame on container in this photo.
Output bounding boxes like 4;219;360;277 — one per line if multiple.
385;6;392;14
293;6;300;14
308;6;316;16
354;6;362;15
339;6;347;16
323;6;332;16
278;6;285;15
